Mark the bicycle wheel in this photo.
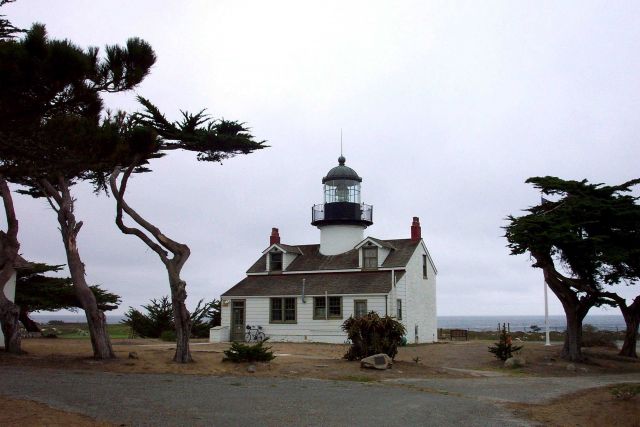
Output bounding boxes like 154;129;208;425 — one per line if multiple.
256;331;265;342
244;331;252;342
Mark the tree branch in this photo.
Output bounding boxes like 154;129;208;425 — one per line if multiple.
109;166;170;263
110;162;190;264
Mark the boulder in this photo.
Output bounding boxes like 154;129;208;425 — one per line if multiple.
360;353;392;370
504;356;526;368
566;363;576;372
247;364;256;373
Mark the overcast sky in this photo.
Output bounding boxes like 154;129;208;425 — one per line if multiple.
4;1;640;316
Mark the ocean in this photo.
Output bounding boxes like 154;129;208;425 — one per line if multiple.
30;313;627;332
438;315;625;332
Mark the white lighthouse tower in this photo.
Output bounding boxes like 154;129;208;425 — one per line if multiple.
311;156;373;255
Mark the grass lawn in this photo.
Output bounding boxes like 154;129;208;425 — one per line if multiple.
41;322;131;339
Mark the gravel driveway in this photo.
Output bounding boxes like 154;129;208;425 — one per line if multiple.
2;367;639;426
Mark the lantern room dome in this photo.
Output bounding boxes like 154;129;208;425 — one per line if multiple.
322;156;362;183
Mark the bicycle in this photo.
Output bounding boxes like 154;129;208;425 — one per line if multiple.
245;325;266;342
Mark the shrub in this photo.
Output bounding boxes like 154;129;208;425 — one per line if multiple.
342;312;406;361
160;330;176;342
581;324;618;348
40;327;59;338
122;296;173;338
223;339;275;363
190;299;221;338
611;383;640;400
489;323;522;361
47;320;66;325
122;296;221;339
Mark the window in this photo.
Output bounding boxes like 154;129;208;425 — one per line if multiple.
270;252;283;271
422;254;428;278
354;300;367;318
363;246;378;269
397;299;402;320
270;297;296;323
313;297;326;319
329;296;342;318
313;296;342;319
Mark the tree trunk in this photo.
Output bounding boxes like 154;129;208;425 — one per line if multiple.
562;306;585;361
18;306;41;333
0;176;21;354
110;167;193;363
533;251;599;362
618;297;640;358
0;294;21;353
43;177;114;359
169;268;192;363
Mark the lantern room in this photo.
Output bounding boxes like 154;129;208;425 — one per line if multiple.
311;156;373;231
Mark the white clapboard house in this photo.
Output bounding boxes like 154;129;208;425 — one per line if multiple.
212;156;437;344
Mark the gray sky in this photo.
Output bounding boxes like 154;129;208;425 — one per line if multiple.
4;1;640;316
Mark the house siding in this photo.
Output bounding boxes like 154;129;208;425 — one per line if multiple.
403;242;437;344
217;294;387;343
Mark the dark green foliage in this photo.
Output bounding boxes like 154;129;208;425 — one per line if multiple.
15;263;120;312
160;330;176;342
0;1;23;40
122;296;173;338
505;177;640;287
342;312;406;360
488;324;522;361
223;339;275;363
190;298;221;338
133;96;267;164
0;12;156;190
122;296;221;339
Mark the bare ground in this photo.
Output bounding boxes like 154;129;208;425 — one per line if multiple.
1;338;639;426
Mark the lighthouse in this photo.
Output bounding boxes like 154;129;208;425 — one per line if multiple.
311;156;373;255
218;153;438;345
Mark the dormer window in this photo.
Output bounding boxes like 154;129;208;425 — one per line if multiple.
363;246;378;269
270;251;283;271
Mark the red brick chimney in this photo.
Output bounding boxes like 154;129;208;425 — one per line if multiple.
410;217;421;241
270;227;280;245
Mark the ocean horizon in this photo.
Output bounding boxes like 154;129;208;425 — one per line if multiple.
29;313;627;332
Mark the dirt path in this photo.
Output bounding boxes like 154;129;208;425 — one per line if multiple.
1;339;639;425
386;373;640;404
1;366;638;426
0;366;524;427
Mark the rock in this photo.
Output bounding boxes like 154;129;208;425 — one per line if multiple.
504;357;526;368
128;352;139;360
579;367;589;373
360;353;393;370
566;363;576;372
247;365;256;373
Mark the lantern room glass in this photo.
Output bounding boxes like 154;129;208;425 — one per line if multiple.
324;179;361;204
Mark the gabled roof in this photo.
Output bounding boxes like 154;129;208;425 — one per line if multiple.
355;237;396;250
222;270;405;297
247;238;421;273
261;243;303;255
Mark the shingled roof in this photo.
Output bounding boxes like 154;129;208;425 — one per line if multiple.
222;270;405;297
246;238;420;274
